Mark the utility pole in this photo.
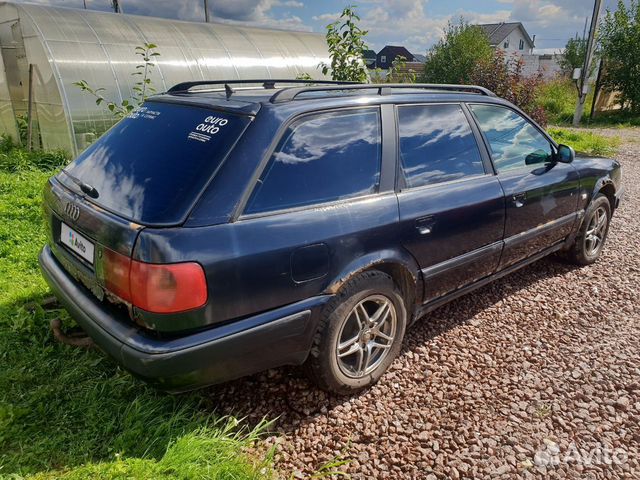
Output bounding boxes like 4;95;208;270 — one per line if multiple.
82;0;87;9
573;0;602;126
204;0;210;22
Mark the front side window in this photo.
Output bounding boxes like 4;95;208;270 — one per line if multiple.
519;39;525;50
245;108;381;215
398;104;485;188
381;55;386;63
470;104;553;172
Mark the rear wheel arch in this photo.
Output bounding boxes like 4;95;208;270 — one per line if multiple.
364;263;418;313
324;253;422;311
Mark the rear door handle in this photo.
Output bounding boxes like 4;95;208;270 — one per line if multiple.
415;215;435;235
512;193;527;208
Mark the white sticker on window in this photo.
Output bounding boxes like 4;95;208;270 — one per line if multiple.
128;106;161;120
188;115;229;142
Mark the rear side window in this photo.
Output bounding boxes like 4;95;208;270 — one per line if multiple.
245;108;381;215
61;102;250;225
469;104;553;172
397;104;484;188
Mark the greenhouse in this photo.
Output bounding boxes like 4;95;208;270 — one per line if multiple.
0;1;330;154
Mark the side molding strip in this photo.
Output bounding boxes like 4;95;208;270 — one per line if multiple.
421;241;503;280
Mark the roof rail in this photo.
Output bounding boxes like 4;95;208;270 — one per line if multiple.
167;79;361;94
269;83;496;103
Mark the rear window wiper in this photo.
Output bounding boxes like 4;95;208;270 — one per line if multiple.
61;170;99;199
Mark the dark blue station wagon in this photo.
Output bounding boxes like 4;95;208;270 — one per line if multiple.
39;81;623;394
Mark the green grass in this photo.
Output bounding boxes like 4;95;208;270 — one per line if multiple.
582;109;640;127
537;78;591;125
536;77;640;127
0;138;274;479
548;127;621;157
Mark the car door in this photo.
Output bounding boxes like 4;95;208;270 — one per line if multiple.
468;104;580;268
395;103;506;303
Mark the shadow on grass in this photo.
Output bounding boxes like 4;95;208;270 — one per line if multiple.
204;256;579;434
0;296;218;477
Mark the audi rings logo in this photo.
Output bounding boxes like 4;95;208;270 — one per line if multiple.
64;202;80;222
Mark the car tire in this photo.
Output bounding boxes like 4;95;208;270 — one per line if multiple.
305;271;407;395
565;194;612;266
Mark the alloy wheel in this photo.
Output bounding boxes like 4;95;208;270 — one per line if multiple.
585;205;608;257
335;294;398;378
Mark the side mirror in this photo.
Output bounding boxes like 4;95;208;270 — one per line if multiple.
556;144;575;163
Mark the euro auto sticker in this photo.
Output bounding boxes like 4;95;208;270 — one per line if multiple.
188;116;228;143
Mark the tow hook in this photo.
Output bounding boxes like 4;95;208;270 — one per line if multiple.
50;318;94;349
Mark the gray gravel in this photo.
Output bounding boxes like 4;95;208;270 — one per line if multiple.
210;128;640;479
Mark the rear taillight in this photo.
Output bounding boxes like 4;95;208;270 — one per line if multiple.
103;248;132;301
130;261;208;313
101;248;207;314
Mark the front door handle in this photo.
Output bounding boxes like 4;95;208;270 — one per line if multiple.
415;215;435;235
512;193;527;208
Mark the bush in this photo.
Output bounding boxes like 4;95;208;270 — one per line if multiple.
470;50;548;126
536;78;583;124
0;135;68;173
422;19;493;84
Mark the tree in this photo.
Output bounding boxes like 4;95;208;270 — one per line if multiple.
74;43;160;118
599;0;640;112
422;19;493;84
558;36;588;74
319;6;369;82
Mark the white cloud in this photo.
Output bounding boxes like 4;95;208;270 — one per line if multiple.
204;0;310;30
312;12;342;23
274;0;303;7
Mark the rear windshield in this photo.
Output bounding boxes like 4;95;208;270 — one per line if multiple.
61;102;250;225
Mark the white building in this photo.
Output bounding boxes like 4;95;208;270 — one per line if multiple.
477;22;535;56
475;22;565;79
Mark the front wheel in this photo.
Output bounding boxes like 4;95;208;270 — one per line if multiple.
566;194;612;265
304;271;407;395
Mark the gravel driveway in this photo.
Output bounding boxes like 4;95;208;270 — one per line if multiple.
210;128;639;479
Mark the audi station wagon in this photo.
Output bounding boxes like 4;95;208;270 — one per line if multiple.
39;81;623;394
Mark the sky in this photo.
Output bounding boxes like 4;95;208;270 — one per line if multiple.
15;0;628;54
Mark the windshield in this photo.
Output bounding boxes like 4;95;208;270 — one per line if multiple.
61;102;250;225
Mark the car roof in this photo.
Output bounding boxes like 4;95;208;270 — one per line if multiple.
149;82;512;117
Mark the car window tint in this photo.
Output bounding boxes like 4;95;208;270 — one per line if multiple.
62;102;250;225
470;104;553;172
397;104;484;188
245;108;381;215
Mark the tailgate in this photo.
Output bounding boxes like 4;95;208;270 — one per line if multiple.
43;177;143;303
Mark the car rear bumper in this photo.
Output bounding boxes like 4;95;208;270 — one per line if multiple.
39;245;328;392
